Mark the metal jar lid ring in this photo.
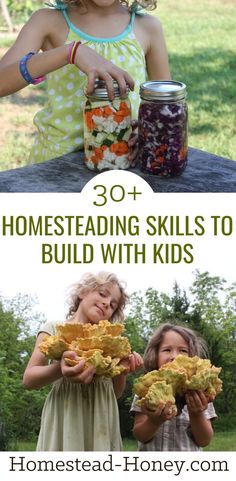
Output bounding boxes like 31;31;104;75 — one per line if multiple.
86;79;130;100
140;80;187;101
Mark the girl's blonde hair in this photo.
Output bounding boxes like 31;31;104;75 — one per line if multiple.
67;271;129;322
48;1;157;11
144;323;208;372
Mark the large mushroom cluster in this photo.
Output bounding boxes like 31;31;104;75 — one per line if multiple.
133;355;222;414
39;320;131;377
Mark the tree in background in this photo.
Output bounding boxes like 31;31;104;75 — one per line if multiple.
0;0;43;28
0;270;235;446
121;270;236;437
189;271;236;424
0;294;47;449
0;0;13;32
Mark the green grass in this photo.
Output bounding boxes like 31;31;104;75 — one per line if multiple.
203;431;236;451
156;0;236;161
0;83;47;169
10;431;236;451
123;431;236;452
9;440;37;451
123;437;138;451
0;0;235;169
0;37;16;48
9;439;137;452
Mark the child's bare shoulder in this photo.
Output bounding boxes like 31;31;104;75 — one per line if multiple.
29;7;65;27
134;14;164;52
136;13;164;35
22;8;68;44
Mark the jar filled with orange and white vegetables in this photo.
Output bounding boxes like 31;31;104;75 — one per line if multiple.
83;80;132;170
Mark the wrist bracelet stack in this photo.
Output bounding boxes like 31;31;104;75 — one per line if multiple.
67;41;82;65
19;42;82;86
19;52;46;85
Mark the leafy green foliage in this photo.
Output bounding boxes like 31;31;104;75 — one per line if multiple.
5;0;43;22
122;270;236;438
1;271;235;446
0;294;47;449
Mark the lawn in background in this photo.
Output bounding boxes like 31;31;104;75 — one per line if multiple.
8;430;236;451
0;0;235;170
123;431;236;451
156;0;236;161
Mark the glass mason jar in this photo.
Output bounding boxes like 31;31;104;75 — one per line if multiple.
138;81;188;176
83;80;132;171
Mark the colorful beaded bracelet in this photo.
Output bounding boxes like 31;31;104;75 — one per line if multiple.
19;52;46;85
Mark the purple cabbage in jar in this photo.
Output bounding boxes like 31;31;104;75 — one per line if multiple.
138;81;188;177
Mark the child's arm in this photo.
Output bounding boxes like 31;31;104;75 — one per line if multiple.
0;9;64;96
113;373;127;399
186;391;214;447
0;8;134;99
113;352;143;399
23;332;63;389
133;402;176;443
23;338;97;389
136;15;171;80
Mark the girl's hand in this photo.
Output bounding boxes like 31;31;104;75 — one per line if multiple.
61;351;96;384
119;351;143;374
142;400;177;424
74;44;135;100
128;120;139;166
185;390;209;415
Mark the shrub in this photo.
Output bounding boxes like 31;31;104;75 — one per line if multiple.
6;0;43;22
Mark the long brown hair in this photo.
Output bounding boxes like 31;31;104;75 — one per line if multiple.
144;323;209;372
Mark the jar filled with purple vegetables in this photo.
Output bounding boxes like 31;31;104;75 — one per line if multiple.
138;81;188;176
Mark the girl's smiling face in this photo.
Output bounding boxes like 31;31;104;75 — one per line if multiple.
77;282;121;324
157;330;189;368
